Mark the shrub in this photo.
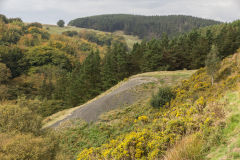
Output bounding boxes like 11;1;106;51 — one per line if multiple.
27;22;43;28
35;99;69;117
0;133;58;160
0;85;9;100
17;97;69;118
0;23;23;44
0;63;11;83
27;27;50;40
18;34;41;46
24;46;72;71
0;45;25;78
0;105;42;134
8;18;23;23
62;31;78;37
151;87;175;108
0;14;8;23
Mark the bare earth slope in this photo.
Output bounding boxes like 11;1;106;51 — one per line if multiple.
48;77;157;128
45;70;195;128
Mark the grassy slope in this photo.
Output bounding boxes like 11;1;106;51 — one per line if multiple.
165;53;240;160
207;91;240;160
113;31;141;49
43;25;141;49
43;24;103;35
44;70;195;159
74;51;240;160
164;89;240;160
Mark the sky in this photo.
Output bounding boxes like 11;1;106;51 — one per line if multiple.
0;0;240;24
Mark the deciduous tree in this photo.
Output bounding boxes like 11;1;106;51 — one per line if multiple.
205;45;221;85
57;20;65;27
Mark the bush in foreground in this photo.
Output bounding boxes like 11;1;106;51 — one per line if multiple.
151;87;175;108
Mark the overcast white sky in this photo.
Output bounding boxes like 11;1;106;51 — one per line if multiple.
0;0;240;24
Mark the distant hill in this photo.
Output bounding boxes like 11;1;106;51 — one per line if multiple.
69;14;222;39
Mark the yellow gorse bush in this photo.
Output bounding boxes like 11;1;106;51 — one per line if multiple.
138;116;149;122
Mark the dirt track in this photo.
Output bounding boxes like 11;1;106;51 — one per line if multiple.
49;76;157;128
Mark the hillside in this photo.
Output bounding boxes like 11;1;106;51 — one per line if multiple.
1;13;240;160
0;14;133;116
44;70;195;159
74;51;240;160
69;14;221;39
42;51;240;160
43;70;195;129
43;24;141;49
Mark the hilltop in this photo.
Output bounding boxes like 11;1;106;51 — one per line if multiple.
69;14;221;39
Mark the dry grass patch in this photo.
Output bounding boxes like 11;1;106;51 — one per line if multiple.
164;134;204;160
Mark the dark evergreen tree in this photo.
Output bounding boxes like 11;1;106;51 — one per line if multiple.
140;39;163;72
69;14;221;39
128;42;146;74
81;50;102;98
101;48;118;89
101;43;130;89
